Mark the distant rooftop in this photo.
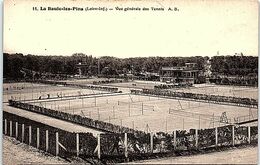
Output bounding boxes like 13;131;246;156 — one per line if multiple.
161;63;198;71
161;67;186;71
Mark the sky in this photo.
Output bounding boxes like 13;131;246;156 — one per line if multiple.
3;0;258;57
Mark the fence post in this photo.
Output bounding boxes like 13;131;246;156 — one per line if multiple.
22;124;24;143
76;133;79;157
195;129;198;148
128;104;130;117
37;128;40;149
113;106;115;118
124;133;128;158
4;119;7;135
46;130;49;152
141;103;144;115
198;116;201;129
182;118;184;130
248;126;251;144
215;127;218;147
15;122;18;139
97;134;101;159
56;132;59;156
232;125;235;146
165;118;168;132
150;132;153;153
97;108;100;120
173;130;176;150
212;113;215;128
10;121;12;137
29;126;32;146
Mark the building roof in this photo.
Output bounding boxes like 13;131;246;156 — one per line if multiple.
161;67;198;72
161;67;186;71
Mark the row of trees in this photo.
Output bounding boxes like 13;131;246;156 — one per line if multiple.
211;55;258;77
3;53;207;80
3;53;258;80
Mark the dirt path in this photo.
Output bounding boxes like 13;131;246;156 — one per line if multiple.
130;146;258;164
3;136;69;165
3;103;103;136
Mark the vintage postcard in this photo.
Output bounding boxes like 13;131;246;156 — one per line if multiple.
3;0;258;164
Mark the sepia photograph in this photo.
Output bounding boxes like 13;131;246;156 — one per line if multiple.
2;0;258;164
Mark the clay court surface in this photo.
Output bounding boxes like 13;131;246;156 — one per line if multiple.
170;84;258;100
61;79;258;99
3;82;108;102
102;80;161;90
3;82;258;133
55;78;161;90
31;93;258;132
